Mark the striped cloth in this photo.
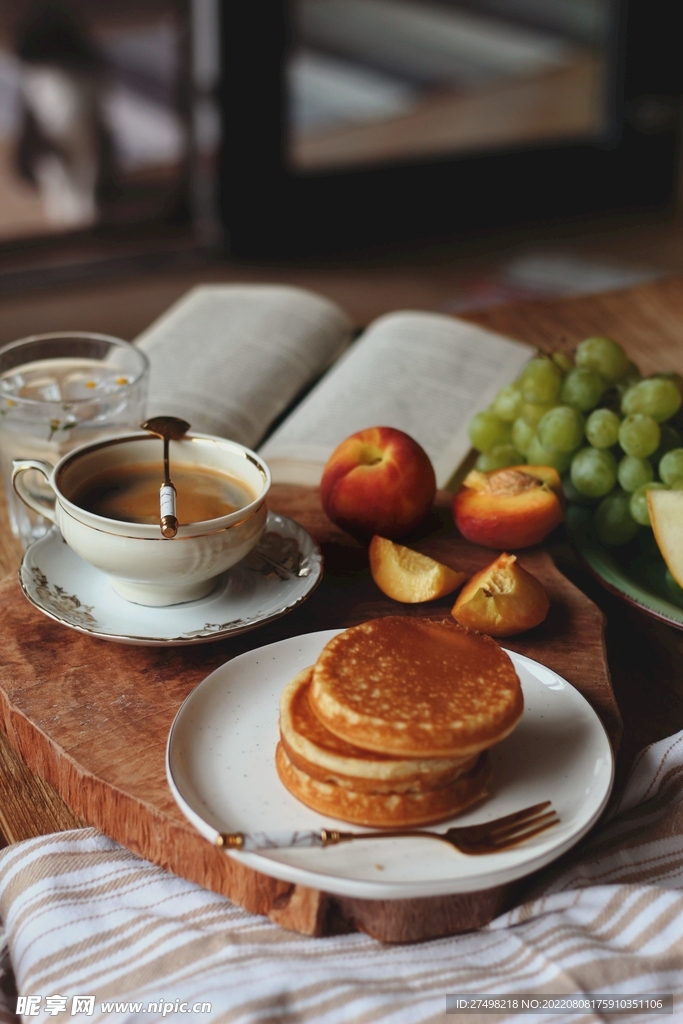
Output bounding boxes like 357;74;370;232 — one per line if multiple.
1;731;682;1024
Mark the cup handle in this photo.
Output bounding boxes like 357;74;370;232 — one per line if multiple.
12;459;58;525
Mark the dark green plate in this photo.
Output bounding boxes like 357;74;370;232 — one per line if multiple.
566;503;683;630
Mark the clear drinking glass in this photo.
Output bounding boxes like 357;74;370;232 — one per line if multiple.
0;332;149;547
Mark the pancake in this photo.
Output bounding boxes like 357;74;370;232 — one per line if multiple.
275;741;491;827
279;667;476;794
310;617;523;758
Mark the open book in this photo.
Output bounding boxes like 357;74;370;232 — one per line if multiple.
136;284;533;489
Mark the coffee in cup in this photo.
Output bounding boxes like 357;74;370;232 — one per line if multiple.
70;462;254;525
13;432;271;606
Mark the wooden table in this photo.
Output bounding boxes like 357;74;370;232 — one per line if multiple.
2;272;683;865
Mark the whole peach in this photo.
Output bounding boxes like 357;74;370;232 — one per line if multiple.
320;427;436;539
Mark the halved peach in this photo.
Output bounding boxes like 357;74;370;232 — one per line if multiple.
453;465;564;549
452;552;549;636
369;535;466;603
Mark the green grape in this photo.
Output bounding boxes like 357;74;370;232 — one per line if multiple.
552;351;574;374
655;371;683;397
492;384;523;422
618;414;660;458
594;489;640;546
520;400;556;427
653;424;681;462
570;447;617;497
617;455;653;492
563;474;597;506
575;336;630;383
585;408;621;449
659;448;683;485
615;360;642;396
621;377;682;423
511;417;535;456
537;406;585;452
629;481;668;526
526;436;572;474
519;358;562;405
469;412;512;452
560;368;604;412
475;445;524;471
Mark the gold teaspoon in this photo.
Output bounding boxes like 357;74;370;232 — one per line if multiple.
140;416;191;538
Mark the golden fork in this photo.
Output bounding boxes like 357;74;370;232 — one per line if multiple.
216;801;559;855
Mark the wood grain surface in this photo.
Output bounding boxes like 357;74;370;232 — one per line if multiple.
3;274;683;935
0;486;616;941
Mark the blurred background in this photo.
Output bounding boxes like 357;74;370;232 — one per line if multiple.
0;0;199;242
0;0;680;322
287;0;611;172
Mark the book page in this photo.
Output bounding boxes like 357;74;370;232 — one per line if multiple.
259;311;533;488
135;284;353;450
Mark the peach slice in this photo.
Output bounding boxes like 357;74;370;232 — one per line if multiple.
369;535;466;603
451;552;549;636
453;465;564;549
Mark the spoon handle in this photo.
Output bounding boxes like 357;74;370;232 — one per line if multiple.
160;483;178;538
162;436;172;485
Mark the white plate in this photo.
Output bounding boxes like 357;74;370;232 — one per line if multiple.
19;512;322;646
166;629;614;899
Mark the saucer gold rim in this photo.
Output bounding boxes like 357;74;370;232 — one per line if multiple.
19;512;323;646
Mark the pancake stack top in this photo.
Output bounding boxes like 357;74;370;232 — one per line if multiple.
276;616;524;828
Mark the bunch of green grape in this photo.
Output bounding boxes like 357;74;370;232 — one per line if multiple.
468;336;683;546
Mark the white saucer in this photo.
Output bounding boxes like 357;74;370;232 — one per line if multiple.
166;629;614;900
20;512;322;646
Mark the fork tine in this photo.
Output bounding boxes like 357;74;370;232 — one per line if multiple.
489;816;560;850
449;801;552;840
463;815;560;854
477;800;552;833
458;811;559;852
488;809;559;840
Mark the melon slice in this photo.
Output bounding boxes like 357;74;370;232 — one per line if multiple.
648;488;683;586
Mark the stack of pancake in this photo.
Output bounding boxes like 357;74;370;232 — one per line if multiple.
276;616;524;827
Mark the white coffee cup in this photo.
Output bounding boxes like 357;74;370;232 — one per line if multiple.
12;432;271;606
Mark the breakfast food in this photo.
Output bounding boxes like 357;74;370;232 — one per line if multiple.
467;336;683;546
451;552;549;637
312;617;523;757
275;617;522;827
275;742;491;827
368;535;466;603
279;667;476;793
320;426;436;539
453;466;564;549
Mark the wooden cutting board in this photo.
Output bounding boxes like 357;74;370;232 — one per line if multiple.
0;486;619;942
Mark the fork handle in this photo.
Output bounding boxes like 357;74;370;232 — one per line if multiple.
215;829;446;851
216;830;327;850
333;830;450;844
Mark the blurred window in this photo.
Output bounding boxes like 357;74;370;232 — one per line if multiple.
0;0;192;242
286;0;612;172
